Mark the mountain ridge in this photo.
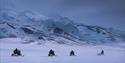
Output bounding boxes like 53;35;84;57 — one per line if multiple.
0;9;125;45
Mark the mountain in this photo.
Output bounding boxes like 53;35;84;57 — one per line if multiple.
0;9;125;45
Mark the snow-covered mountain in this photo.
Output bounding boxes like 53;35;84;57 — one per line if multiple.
0;9;125;45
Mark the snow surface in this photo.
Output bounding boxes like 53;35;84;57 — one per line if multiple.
0;38;125;63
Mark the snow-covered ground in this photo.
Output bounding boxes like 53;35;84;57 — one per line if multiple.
0;38;125;63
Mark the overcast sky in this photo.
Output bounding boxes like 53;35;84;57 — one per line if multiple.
0;0;125;31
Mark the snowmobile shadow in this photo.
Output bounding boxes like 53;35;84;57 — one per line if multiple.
70;55;76;57
10;55;24;57
97;53;105;56
40;55;77;58
11;54;24;57
40;55;58;57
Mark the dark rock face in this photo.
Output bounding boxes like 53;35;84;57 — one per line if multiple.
53;27;64;34
7;23;16;29
21;27;34;34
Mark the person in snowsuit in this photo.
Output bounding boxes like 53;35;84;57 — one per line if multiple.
70;50;75;56
48;49;55;56
101;50;104;55
97;50;104;56
11;48;22;56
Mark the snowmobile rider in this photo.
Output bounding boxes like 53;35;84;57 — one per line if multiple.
48;49;55;56
11;48;22;56
70;50;75;56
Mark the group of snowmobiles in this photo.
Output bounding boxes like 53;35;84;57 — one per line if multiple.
11;48;104;57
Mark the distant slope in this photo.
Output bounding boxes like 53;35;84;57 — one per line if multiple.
0;9;125;45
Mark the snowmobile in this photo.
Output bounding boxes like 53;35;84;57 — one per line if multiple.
70;50;76;56
97;50;104;56
11;48;24;57
48;49;56;57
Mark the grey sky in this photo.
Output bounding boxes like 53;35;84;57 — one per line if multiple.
0;0;125;31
